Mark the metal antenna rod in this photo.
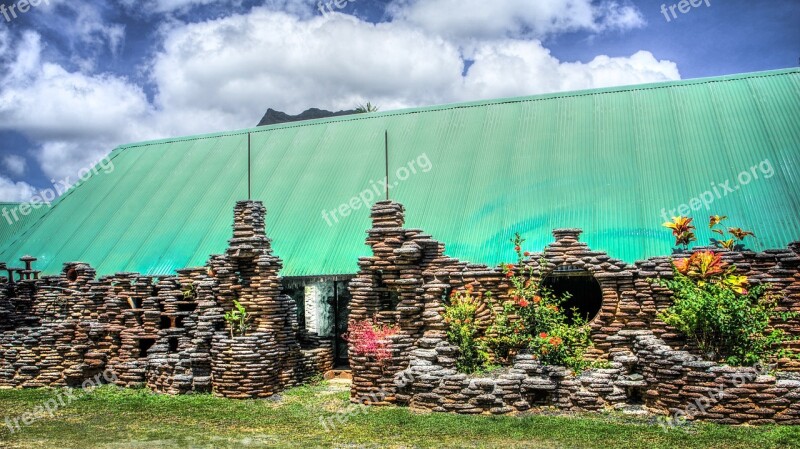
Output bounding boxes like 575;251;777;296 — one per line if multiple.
247;132;252;200
385;130;389;200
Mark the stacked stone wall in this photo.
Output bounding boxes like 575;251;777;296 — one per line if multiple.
0;201;333;397
349;201;800;424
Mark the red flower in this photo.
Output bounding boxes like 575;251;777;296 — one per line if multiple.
517;298;529;308
505;271;513;278
515;246;521;252
533;296;541;304
539;332;548;338
523;251;531;257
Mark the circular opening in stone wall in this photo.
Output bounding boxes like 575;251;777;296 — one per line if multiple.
541;271;603;323
65;268;79;282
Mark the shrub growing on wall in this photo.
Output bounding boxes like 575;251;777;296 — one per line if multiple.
441;285;491;373
656;250;797;366
345;320;400;363
441;233;598;374
223;300;251;338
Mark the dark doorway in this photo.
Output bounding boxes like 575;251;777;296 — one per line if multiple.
541;271;603;323
333;281;351;368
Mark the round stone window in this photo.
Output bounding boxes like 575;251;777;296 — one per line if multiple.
541;271;603;323
65;267;79;282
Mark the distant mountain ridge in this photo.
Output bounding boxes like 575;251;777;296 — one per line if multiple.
257;108;357;126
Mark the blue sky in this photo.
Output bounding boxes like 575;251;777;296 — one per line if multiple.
0;0;797;198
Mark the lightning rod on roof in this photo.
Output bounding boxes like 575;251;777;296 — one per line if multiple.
247;132;252;200
385;130;389;201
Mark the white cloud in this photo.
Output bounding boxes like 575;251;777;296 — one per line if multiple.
151;11;464;116
3;155;27;177
462;43;679;100
115;0;243;14
0;28;9;60
0;31;154;182
114;0;316;17
28;2;126;61
0;176;36;203
150;8;675;117
387;0;645;42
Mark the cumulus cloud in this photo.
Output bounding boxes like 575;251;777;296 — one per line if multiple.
387;0;646;42
114;0;243;15
462;43;679;100
3;155;27;177
150;9;674;117
0;31;154;181
0;2;680;199
151;12;464;116
114;0;316;18
26;1;126;64
0;176;37;203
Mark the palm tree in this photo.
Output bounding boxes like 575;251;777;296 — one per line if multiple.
355;102;379;113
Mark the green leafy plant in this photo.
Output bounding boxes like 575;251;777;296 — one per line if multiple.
656;251;797;366
224;300;251;338
182;284;196;300
708;215;755;251
441;233;598;374
495;234;596;372
662;216;697;249
442;285;491;373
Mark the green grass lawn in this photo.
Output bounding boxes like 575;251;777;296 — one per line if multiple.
1;382;799;449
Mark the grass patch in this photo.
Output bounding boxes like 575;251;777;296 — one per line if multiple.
0;384;798;448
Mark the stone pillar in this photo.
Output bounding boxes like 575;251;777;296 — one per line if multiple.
210;200;302;397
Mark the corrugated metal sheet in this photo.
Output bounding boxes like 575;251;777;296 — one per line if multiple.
1;69;799;276
0;202;45;251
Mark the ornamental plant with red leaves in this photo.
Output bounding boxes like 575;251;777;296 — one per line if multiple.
345;320;399;363
662;216;697;248
673;250;750;294
440;234;599;373
655;221;799;365
481;233;596;372
708;215;756;251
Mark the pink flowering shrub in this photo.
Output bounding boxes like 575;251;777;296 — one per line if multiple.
345;320;399;362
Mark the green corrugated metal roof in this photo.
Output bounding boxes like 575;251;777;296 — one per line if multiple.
1;69;799;276
0;202;45;251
